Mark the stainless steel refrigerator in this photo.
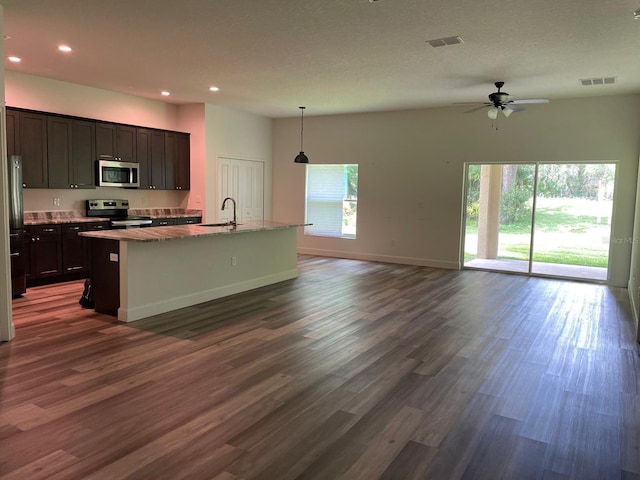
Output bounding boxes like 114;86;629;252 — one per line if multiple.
8;155;26;296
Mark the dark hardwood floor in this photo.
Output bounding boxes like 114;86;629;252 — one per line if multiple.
1;255;639;479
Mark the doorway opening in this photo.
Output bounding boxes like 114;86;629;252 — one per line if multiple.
462;163;616;282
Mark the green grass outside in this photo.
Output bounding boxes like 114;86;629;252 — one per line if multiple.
464;198;612;267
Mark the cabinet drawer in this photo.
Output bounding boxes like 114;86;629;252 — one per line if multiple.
62;224;85;236
86;221;110;231
178;217;201;225
34;224;61;236
151;218;177;226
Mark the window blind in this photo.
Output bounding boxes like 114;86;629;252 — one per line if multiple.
305;165;345;237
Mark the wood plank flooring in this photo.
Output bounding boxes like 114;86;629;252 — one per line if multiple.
2;255;639;479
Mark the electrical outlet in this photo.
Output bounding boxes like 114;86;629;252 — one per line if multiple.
53;197;60;207
231;256;237;266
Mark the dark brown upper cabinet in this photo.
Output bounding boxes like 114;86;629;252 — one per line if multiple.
6;109;19;156
7;107;189;191
96;122;136;163
165;132;190;190
48;116;96;189
19;111;48;188
137;128;166;190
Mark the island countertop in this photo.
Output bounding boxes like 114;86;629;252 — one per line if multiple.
79;220;307;242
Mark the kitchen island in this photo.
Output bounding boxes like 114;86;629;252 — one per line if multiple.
80;221;305;322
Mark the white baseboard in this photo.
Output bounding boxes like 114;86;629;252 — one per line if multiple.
628;279;640;343
297;247;460;270
119;269;299;322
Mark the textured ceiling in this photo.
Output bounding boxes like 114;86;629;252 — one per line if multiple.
2;0;639;118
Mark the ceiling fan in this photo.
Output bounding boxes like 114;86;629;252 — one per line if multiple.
457;81;549;119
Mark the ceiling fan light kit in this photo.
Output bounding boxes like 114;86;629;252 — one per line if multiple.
457;81;550;123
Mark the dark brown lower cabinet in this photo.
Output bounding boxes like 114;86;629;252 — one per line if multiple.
62;224;87;274
26;221;110;287
29;225;62;279
90;238;120;316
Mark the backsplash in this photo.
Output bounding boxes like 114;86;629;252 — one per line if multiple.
23;188;191;213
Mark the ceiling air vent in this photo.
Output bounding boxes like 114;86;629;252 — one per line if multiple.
580;77;616;86
427;36;464;48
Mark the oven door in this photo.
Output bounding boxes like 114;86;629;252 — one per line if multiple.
97;160;140;187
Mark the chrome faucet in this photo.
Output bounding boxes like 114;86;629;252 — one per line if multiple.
221;197;237;226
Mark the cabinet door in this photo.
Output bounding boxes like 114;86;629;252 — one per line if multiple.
20;111;48;188
164;132;177;189
24;228;34;281
137;128;166;189
72;120;96;188
84;222;110;274
96;122;117;160
6;109;19;156
32;225;62;278
175;133;190;190
117;125;137;163
136;128;152;189
47;116;73;189
150;130;166;189
62;224;86;273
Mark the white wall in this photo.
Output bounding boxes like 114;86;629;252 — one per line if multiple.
629;169;640;340
6;71;179;129
273;94;640;288
177;104;206;212
204;104;273;223
0;5;14;341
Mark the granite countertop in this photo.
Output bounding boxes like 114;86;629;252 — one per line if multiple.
24;211;110;225
129;208;202;219
23;208;203;225
79;220;308;242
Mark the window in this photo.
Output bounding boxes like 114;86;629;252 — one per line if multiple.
305;164;358;238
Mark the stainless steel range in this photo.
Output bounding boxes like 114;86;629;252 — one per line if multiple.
86;199;152;228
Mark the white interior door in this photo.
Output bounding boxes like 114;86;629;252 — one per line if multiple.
218;157;264;223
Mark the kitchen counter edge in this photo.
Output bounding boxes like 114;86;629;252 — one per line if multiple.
79;221;309;242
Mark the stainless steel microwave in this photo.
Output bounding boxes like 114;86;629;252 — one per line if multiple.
97;159;140;188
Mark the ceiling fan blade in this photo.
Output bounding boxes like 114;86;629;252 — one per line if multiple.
509;99;549;105
506;105;525;112
453;102;489;105
463;105;490;113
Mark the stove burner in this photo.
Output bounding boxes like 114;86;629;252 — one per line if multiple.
86;199;152;228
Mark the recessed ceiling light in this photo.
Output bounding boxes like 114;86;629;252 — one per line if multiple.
8;56;21;63
58;45;72;53
161;91;171;96
209;86;220;92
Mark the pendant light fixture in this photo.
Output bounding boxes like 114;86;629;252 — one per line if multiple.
294;106;309;164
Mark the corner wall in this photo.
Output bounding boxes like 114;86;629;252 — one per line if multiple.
0;5;14;341
628;166;640;341
273;94;640;288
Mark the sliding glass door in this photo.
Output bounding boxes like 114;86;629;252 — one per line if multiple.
463;162;615;281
